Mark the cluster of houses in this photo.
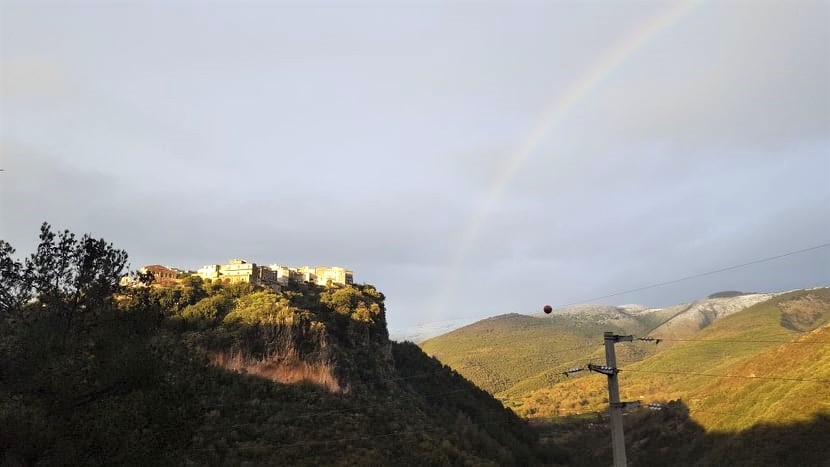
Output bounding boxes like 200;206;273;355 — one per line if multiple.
131;260;353;292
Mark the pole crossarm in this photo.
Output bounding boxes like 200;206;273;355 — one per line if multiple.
605;334;634;343
588;363;619;376
562;367;585;377
611;401;641;410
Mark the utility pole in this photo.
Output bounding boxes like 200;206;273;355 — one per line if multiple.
588;332;633;467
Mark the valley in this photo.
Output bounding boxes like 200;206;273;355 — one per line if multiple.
420;287;830;463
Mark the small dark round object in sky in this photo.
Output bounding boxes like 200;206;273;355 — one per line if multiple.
543;305;553;314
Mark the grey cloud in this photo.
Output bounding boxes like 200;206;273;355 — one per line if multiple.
585;2;830;149
1;145;468;274
2;1;828;333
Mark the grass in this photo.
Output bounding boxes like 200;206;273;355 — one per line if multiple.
419;309;668;401
420;314;595;394
514;288;830;431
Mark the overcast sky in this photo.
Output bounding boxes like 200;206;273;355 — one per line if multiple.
2;0;828;337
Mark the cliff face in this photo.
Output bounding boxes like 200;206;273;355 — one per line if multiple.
194;283;393;393
209;350;344;392
205;319;343;391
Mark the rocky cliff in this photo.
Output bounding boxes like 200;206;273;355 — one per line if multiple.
189;283;395;393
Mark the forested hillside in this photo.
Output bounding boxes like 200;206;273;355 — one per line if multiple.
0;224;560;466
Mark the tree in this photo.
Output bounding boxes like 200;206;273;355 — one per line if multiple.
0;222;128;323
0;240;30;312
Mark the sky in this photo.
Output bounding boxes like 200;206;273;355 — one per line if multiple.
1;0;829;338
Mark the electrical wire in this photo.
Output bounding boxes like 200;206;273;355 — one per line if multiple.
644;337;830;345
206;333;825;427
187;245;830;453
206;342;603;416
395;243;830;333
202;244;829;376
619;367;830;385
548;242;830;309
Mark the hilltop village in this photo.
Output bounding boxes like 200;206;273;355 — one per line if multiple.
129;259;353;292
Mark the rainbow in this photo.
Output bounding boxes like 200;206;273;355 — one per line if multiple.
430;0;702;320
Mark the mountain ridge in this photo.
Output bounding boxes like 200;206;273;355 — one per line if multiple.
420;287;829;422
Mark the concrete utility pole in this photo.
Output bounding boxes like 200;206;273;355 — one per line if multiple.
588;332;633;467
604;332;630;467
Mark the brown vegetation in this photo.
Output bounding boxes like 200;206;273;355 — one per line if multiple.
208;350;345;393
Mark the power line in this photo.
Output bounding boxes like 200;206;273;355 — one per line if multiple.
647;338;830;345
635;401;759;420
620;367;830;385
609;330;830;373
187;245;830;457
550;242;830;309
228;334;594;368
194;330;829;456
219;243;828;353
203;346;612;434
408;243;825;350
211;302;830;426
359;342;600;387
217;357;606;429
208;342;603;415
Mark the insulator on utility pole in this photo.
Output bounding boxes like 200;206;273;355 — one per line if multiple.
562;367;584;377
637;336;662;345
611;401;641;411
587;363;618;376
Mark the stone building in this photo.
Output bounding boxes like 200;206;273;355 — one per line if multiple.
296;266;317;283
140;265;178;285
197;260;352;289
267;264;301;285
197;259;280;291
314;266;354;286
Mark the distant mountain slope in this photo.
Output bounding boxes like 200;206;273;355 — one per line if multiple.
532;304;676;338
536;293;778;340
389;317;477;343
514;288;830;432
645;292;777;340
421;292;782;405
420;314;595;395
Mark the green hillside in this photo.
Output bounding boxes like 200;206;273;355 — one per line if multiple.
0;224;559;466
420;288;830;465
515;288;830;432
420;307;669;400
421;314;595;395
